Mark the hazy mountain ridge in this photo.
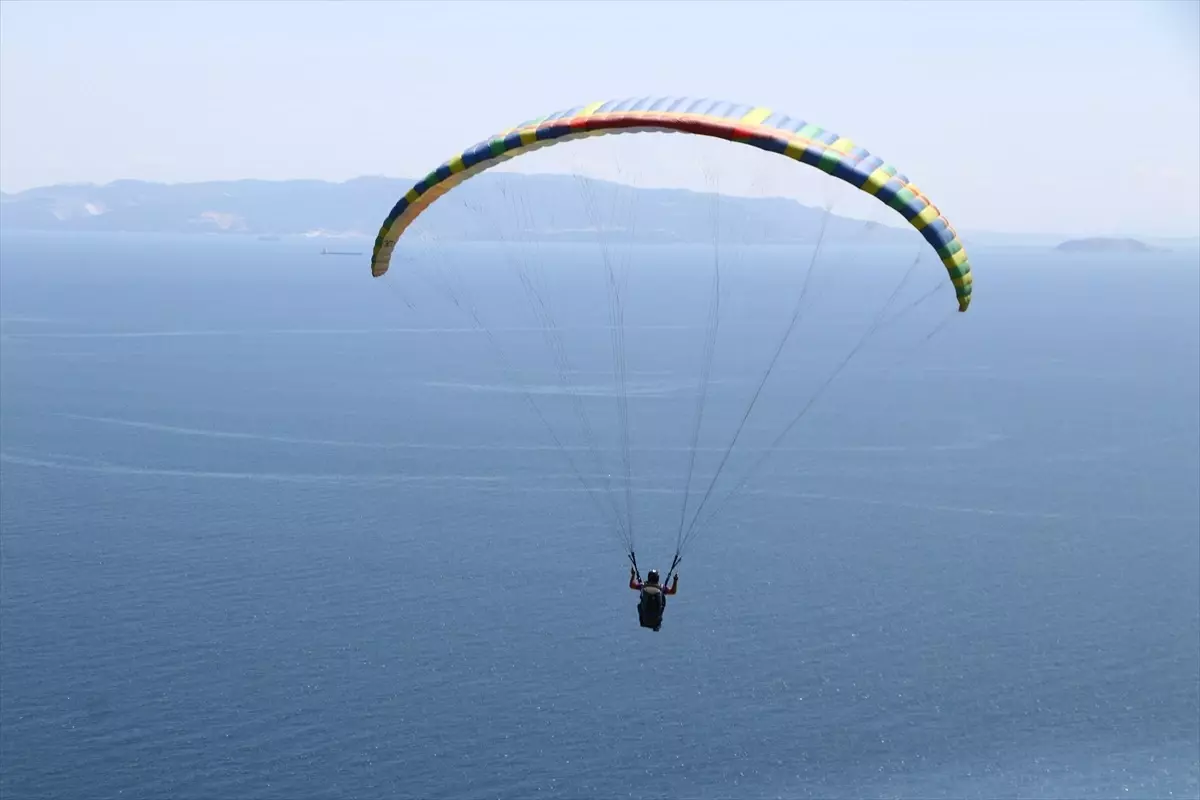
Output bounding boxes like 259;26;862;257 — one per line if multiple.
3;176;1196;250
0;175;913;245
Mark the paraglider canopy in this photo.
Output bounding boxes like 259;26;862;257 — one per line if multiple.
370;96;972;313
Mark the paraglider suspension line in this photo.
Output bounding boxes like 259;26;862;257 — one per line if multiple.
663;551;682;586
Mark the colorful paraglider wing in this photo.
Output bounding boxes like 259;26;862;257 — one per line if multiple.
371;97;972;311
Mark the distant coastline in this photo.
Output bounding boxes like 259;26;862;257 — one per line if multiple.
0;176;904;245
1;178;1197;250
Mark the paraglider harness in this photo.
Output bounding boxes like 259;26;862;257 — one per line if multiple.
630;552;680;632
638;584;666;630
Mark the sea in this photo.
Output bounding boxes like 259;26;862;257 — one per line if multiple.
1;230;1198;800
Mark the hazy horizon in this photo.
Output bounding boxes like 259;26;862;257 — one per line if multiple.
4;173;1199;245
2;0;1198;239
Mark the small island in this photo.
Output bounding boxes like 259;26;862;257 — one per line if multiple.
1055;237;1157;253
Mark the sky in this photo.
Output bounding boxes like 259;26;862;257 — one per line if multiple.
1;0;1198;237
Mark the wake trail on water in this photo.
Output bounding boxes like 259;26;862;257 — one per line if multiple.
4;450;1193;525
420;379;715;398
52;413;1006;456
1;324;713;340
0;451;512;486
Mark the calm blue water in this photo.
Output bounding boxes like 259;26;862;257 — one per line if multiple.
2;231;1198;799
